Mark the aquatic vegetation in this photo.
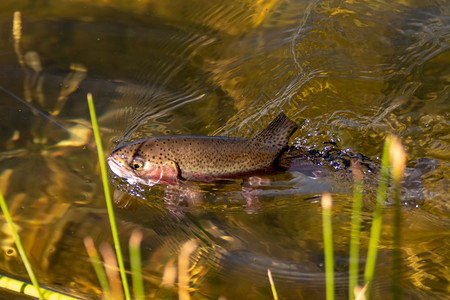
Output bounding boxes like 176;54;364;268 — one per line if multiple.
267;269;278;300
87;93;131;300
129;230;145;300
363;136;392;289
389;137;407;300
86;95;200;300
348;159;363;299
321;192;334;300
84;237;112;298
0;191;42;299
322;135;407;300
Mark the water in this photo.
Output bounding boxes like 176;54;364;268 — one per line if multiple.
0;0;449;299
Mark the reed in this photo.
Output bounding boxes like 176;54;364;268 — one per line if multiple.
363;136;392;296
100;243;124;299
0;192;79;299
321;135;404;300
267;269;278;300
390;136;406;299
87;93;131;300
321;192;335;300
84;237;111;298
354;282;368;300
0;273;81;300
349;159;364;299
0;191;43;300
129;230;145;300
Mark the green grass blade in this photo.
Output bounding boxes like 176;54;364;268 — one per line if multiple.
267;269;278;300
84;237;111;298
364;136;392;296
129;230;145;300
321;193;334;300
0;273;81;300
349;161;364;300
0;190;43;300
390;136;406;300
391;193;402;300
87;93;131;300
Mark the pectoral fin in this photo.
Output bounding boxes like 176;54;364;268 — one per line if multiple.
163;183;203;220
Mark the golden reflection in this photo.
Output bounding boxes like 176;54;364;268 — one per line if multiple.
52;64;88;116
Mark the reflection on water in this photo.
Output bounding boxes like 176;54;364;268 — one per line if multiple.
0;0;448;299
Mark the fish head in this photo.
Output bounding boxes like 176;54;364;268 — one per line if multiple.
107;141;179;186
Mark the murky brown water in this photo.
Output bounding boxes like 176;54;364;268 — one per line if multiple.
0;0;448;299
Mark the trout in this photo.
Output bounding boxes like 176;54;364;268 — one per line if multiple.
107;112;299;186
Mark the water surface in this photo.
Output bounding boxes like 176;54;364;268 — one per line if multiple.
0;0;448;299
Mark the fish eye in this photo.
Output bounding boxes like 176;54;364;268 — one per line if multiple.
131;158;145;170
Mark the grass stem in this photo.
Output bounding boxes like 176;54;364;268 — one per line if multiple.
390;136;406;300
0;191;43;300
391;182;402;300
364;136;392;296
267;269;278;300
84;237;111;299
321;192;334;300
0;273;80;300
349;159;364;299
100;243;124;300
130;230;145;300
87;93;131;300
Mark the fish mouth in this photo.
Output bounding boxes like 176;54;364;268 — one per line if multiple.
107;157;131;179
107;157;157;186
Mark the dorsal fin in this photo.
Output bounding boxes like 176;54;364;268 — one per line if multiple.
250;112;298;149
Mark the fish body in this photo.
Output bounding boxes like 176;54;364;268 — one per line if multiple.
107;112;298;186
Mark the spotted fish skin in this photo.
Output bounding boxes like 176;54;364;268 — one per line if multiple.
107;112;298;186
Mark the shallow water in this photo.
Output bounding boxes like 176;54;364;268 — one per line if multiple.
0;0;449;299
